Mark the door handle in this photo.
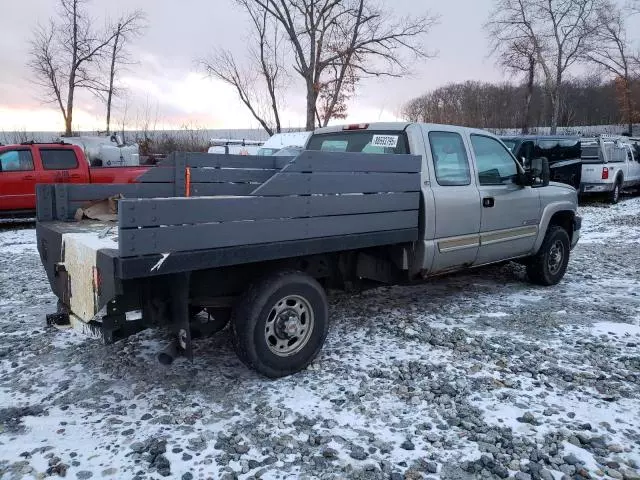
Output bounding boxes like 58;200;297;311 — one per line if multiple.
23;175;35;180
482;197;495;208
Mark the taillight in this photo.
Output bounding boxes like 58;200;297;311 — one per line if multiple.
342;123;369;130
92;266;102;296
602;167;609;180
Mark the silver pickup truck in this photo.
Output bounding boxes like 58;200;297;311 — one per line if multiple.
36;122;581;378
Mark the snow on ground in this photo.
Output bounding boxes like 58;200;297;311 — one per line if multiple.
1;199;640;480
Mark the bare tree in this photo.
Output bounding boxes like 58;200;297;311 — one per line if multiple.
487;21;538;134
101;11;146;134
230;0;436;131
487;0;601;134
316;61;358;126
202;3;285;136
585;1;639;134
28;0;125;136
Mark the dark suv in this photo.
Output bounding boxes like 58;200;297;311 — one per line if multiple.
501;135;582;189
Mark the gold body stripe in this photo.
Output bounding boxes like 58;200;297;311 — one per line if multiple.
437;226;538;253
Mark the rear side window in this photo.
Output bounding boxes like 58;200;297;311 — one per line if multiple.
307;131;409;154
471;135;519;185
428;131;471;186
0;150;34;172
41;149;78;170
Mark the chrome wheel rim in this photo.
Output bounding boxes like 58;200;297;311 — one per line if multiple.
548;240;564;275
265;295;314;357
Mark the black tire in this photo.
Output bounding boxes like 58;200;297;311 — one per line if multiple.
231;270;329;378
526;226;571;286
609;178;622;204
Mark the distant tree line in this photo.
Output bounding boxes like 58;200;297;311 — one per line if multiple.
483;0;639;134
403;76;640;131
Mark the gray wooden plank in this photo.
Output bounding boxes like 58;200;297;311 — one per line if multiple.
190;168;276;183
190;183;256;196
117;229;418;278
119;210;418;256
174;152;186;197
284;151;422;173
36;185;55;221
67;183;174;200
187;153;277;169
54;184;69;220
251;172;419;196
138;165;276;184
137;167;175;183
119;192;420;227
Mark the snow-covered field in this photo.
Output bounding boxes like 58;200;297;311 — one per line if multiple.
1;198;640;480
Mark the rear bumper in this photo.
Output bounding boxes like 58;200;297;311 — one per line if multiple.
580;182;614;194
571;215;582;249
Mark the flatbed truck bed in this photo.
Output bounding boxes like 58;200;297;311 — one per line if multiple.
36;149;421;377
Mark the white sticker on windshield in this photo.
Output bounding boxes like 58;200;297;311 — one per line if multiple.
371;135;399;149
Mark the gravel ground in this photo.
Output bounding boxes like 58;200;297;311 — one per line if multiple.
1;198;639;480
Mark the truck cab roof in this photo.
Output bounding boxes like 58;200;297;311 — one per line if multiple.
312;122;501;138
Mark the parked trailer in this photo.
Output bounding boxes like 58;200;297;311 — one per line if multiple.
36;123;580;378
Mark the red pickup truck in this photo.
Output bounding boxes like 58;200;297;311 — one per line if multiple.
0;142;149;217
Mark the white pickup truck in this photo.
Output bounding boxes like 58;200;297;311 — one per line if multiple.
580;136;640;203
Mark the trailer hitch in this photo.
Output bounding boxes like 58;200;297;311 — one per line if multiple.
46;300;70;326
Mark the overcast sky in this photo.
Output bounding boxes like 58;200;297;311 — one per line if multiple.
0;0;638;132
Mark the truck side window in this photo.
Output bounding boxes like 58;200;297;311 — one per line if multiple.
40;149;79;170
0;150;34;172
428;131;471;186
471;135;518;185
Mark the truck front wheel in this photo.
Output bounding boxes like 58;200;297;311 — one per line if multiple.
526;226;570;286
231;270;329;378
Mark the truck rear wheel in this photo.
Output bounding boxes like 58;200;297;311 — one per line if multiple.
609;178;622;204
526;226;570;286
231;270;329;378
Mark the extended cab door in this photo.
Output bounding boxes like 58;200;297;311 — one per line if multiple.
35;147;85;185
469;134;541;265
625;144;640;185
425;129;481;272
0;148;37;211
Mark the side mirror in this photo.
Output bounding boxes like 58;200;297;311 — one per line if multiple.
529;157;550;187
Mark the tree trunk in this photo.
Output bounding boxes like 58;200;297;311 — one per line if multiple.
106;28;120;134
65;75;75;136
522;58;535;134
549;88;560;135
625;79;633;136
305;83;317;131
66;0;78;137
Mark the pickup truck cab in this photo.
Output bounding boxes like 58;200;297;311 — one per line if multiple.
36;122;581;378
580;135;640;203
0;142;148;217
308;123;580;276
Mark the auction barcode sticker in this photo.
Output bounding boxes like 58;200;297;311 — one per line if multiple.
371;135;399;148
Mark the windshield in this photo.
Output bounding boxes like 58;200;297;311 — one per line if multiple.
257;148;280;156
306;131;409;154
274;147;303;156
581;144;602;164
